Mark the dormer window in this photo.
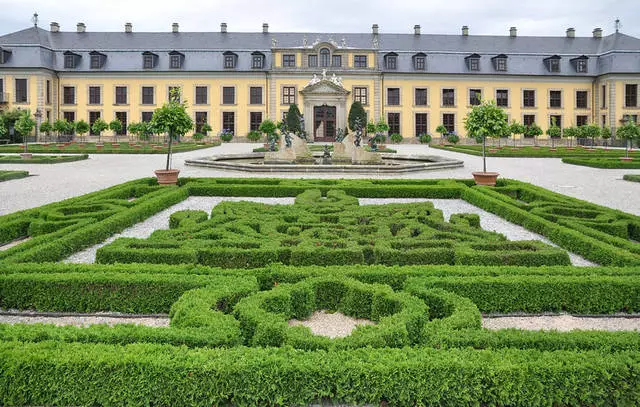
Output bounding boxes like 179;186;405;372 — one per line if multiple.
413;53;426;70
492;54;508;71
251;51;265;69
142;52;158;69
571;55;588;73
168;51;184;69
465;54;481;71
89;51;106;69
320;48;330;67
544;55;561;73
332;55;342;67
63;51;81;69
0;47;12;64
384;52;398;70
223;51;238;69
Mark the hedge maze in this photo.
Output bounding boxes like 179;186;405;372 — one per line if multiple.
0;177;639;406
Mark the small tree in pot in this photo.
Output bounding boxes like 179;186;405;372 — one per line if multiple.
149;88;194;185
509;120;525;148
419;133;432;145
581;124;601;150
436;124;448;144
616;120;640;160
14;110;36;159
91;118;109;146
39;121;52;143
546;118;562;149
259;119;278;151
562;126;579;149
109;119;123;146
601;126;612;149
464;99;509;186
524;123;543;147
75;120;90;144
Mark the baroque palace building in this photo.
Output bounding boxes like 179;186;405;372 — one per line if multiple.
0;21;639;142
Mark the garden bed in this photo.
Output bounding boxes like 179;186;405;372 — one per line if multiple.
0;170;29;181
623;174;640;182
431;144;640;158
0;154;89;164
0;141;218;155
562;157;640;169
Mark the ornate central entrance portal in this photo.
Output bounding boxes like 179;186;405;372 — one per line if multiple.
313;104;336;142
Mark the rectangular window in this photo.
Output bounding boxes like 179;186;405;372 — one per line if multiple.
469;58;479;71
576;91;588;109
195;86;208;105
250;112;263;131
249;87;263;105
442;113;455;133
625;84;638;107
222;112;235;135
195;112;208;133
550;59;560;73
222;87;235;105
308;55;318;67
282;86;296;105
523;90;535;108
332;55;342;67
387;88;400;105
523;114;535;127
496;89;509;107
354;55;367;68
224;55;235;69
170;55;181;69
549;90;562;108
115;86;127;105
90;55;101;69
414;88;427;106
252;55;263;69
576;59;587;73
141;87;154;105
63;86;75;105
469;89;482;106
549;115;562;131
46;80;51;104
602;114;606;127
168;86;180;102
115;112;127;135
496;58;507;71
354;87;368;105
386;56;397;70
15;79;27;103
623;114;639;124
64;55;75;69
576;115;588;127
414;56;425;70
88;86;101;105
141;112;154;123
89;111;101;135
143;54;154;69
282;54;296;67
387;113;400;135
601;85;606;108
442;89;455;107
63;111;75;124
415;113;428;136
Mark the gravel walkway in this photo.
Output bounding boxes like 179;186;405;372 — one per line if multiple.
63;197;294;263
288;311;375;338
0;310;169;327
483;314;640;331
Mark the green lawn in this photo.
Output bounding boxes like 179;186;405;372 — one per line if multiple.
0;170;29;181
0;154;89;164
431;144;640;158
0;141;218;155
561;158;640;169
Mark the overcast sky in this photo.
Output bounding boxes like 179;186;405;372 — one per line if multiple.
1;0;638;38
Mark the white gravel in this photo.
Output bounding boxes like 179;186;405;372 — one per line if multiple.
359;198;596;266
483;314;640;331
0;311;169;327
288;311;376;338
63;197;294;263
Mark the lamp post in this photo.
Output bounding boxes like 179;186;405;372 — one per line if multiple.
34;109;43;144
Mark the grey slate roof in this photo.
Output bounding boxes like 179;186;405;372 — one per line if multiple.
1;26;639;75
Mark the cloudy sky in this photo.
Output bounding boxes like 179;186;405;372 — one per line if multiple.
1;0;638;38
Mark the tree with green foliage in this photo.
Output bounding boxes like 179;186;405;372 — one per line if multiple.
91;118;109;143
580;124;601;148
601;126;612;148
524;123;543;146
74;120;90;142
348;101;367;132
418;133;432;144
150;88;194;170
201;123;212;136
509;120;525;147
435;124;448;141
247;130;262;142
14;110;36;154
464;99;509;173
39;121;52;141
109;119;123;142
259;119;278;150
372;117;389;143
286;104;302;136
545;117;562;148
53;119;72;142
562;126;579;148
0;109;25;143
0;116;7;139
616;120;640;159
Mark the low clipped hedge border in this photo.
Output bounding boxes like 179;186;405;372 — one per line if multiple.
431;144;640;158
0;170;29;182
624;174;640;182
562;157;640;168
1;342;638;407
0;142;218;154
0;154;89;164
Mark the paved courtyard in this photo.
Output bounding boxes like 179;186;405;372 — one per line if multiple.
1;143;639;216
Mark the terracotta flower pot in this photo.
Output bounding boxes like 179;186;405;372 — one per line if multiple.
112;143;120;148
155;169;180;185
488;149;498;153
96;144;104;151
134;145;141;149
42;143;49;147
549;148;557;152
620;157;633;162
472;171;500;186
20;153;32;160
56;144;65;150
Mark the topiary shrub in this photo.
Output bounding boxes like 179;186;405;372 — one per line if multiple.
419;133;432;144
390;133;403;143
247;130;262;142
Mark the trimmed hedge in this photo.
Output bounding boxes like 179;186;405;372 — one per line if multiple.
623;174;640;182
562;157;640;168
0;154;89;164
0;142;217;154
0;170;28;182
431;144;640;158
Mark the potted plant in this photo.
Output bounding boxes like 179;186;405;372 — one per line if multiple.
581;124;601;151
562;126;579;150
149;88;193;185
247;130;262;142
464;99;509;186
53;119;70;143
601;126;612;150
259;119;278;150
219;129;233;142
446;132;460;145
509;120;525;149
389;133;403;143
14;110;36;159
436;124;448;145
91;118;108;149
524;123;543;148
109;119;123;148
546;118;562;150
39;121;52;145
200;123;212;143
418;133;432;145
373;117;389;146
616;120;640;161
75;120;90;145
192;133;205;143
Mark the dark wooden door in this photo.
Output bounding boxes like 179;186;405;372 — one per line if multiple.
314;105;336;142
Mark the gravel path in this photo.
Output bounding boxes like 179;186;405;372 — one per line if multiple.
483;314;640;331
63;197;294;263
288;311;375;338
0;310;169;327
359;198;596;266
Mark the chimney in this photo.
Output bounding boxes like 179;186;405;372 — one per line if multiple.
77;22;86;33
566;27;575;38
262;23;269;34
172;23;179;33
509;27;517;37
593;27;602;38
50;22;59;33
221;23;227;33
462;25;469;36
125;22;132;33
414;25;421;35
372;24;379;35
